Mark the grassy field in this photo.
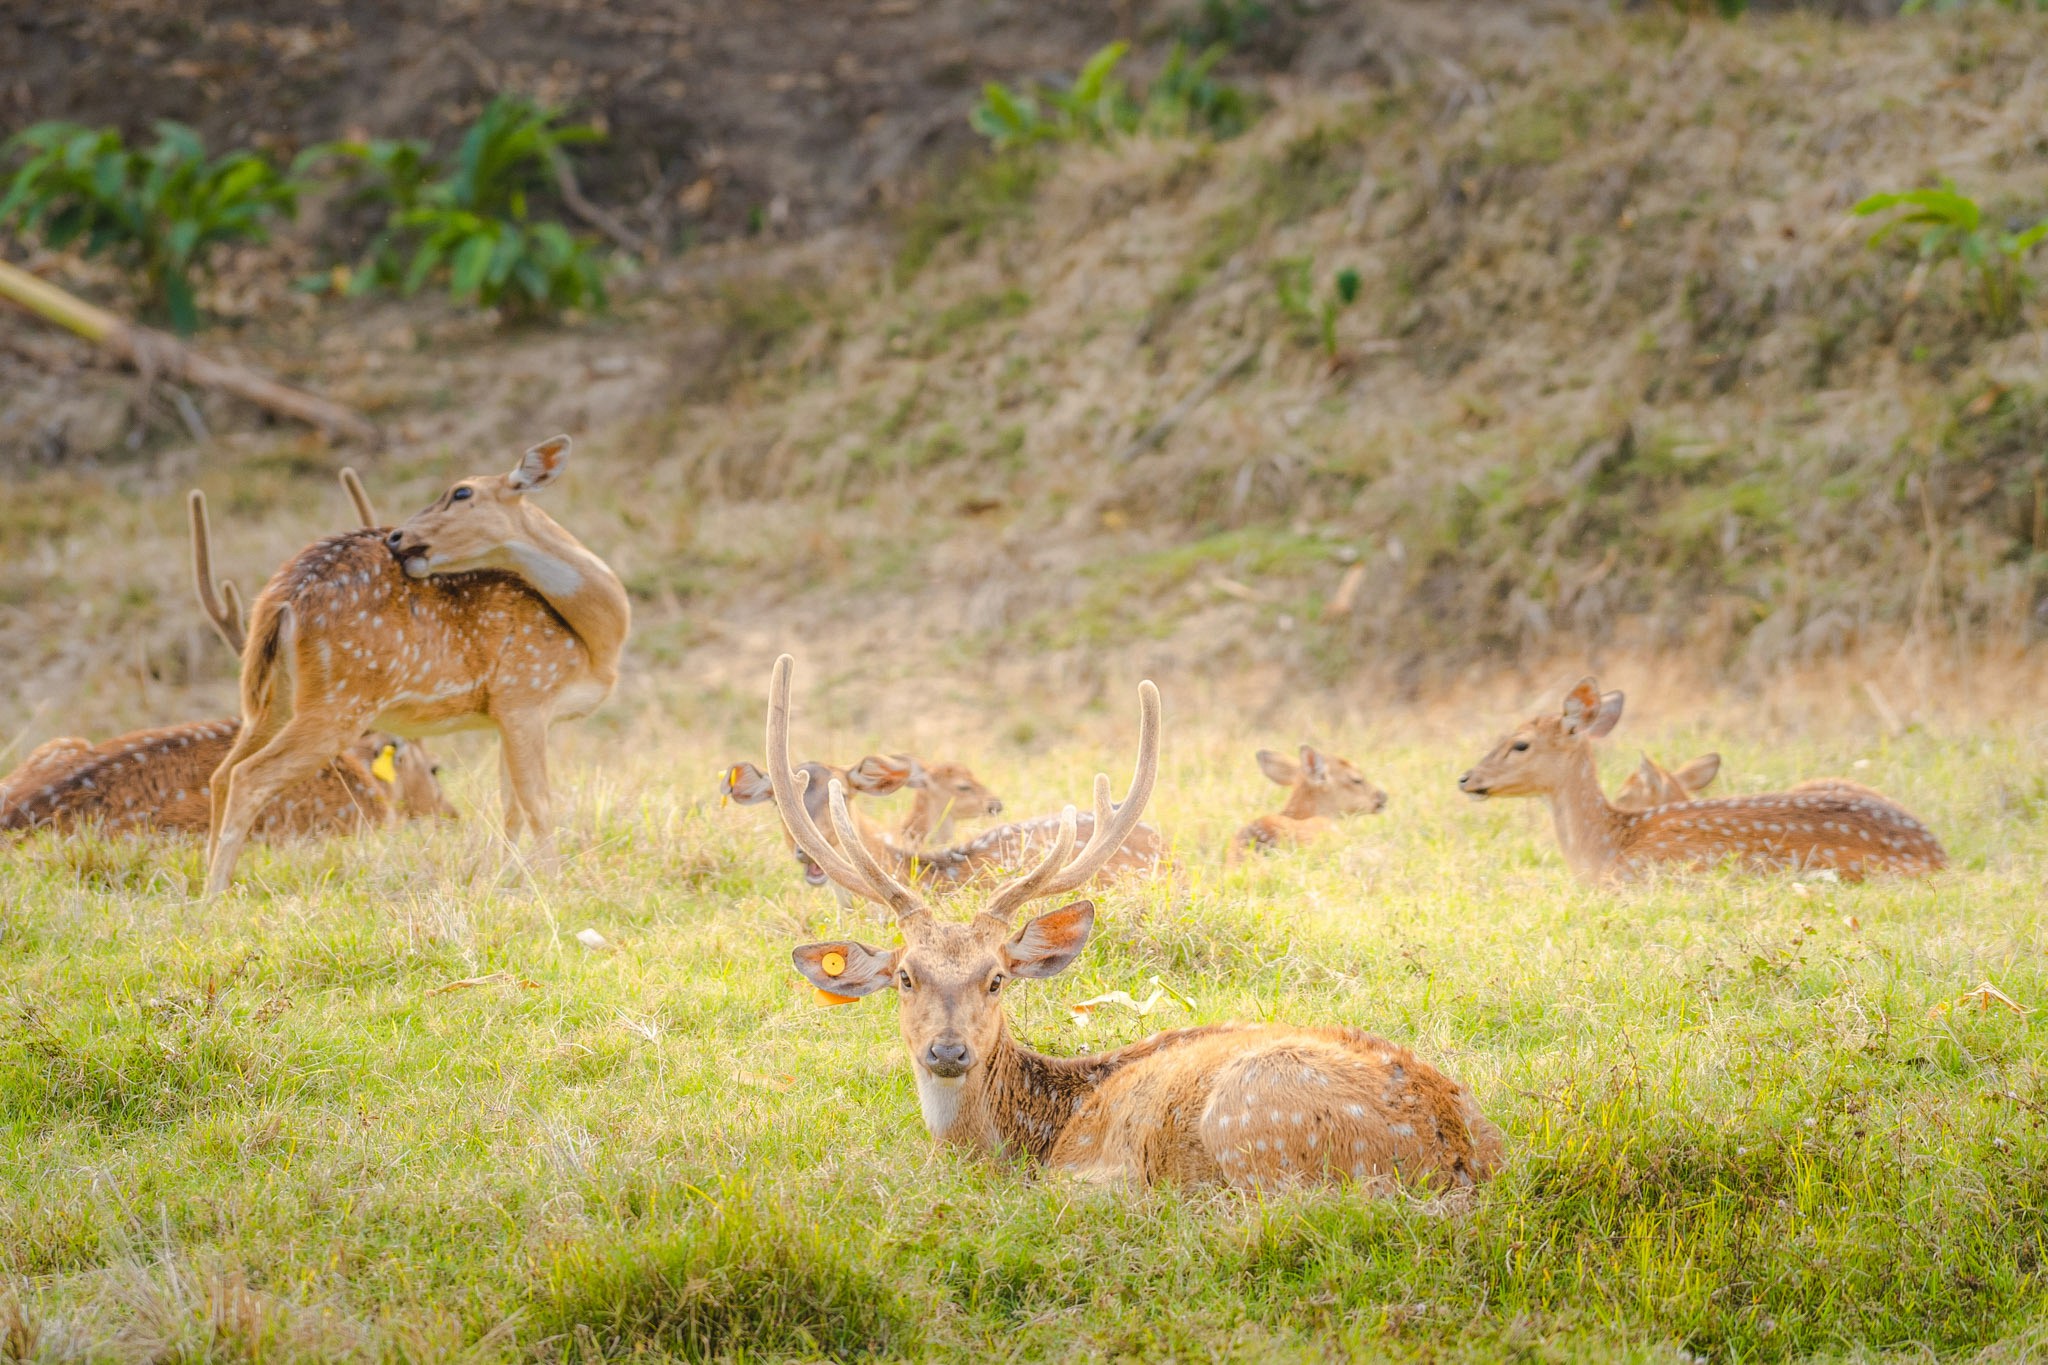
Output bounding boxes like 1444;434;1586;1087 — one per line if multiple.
3;692;2045;1363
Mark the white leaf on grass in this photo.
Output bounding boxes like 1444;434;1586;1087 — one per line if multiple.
575;928;614;952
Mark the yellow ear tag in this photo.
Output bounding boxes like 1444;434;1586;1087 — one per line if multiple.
371;745;398;784
812;950;857;1006
820;950;847;977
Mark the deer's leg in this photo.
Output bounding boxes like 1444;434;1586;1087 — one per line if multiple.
206;713;282;867
497;711;555;866
204;713;362;896
496;738;529;841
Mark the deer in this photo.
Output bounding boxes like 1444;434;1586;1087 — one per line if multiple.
1457;678;1945;882
1;474;455;837
722;753;952;891
772;655;1502;1192
1226;745;1387;866
203;435;628;894
1612;752;1720;810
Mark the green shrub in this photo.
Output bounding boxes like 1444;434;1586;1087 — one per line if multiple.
970;41;1252;149
1274;258;1362;356
0;121;300;332
1854;180;2048;334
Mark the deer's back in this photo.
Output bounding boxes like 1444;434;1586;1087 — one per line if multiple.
1;719;389;837
914;812;1168;886
1621;788;1945;880
257;532;591;732
1049;1024;1501;1191
1228;814;1325;864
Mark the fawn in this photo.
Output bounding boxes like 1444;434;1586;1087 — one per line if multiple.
773;655;1501;1191
1458;679;1944;882
1226;745;1387;866
722;753;975;889
203;436;628;894
1612;752;1720;810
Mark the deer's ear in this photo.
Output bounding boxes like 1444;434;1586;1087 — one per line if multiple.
1560;677;1602;732
722;761;775;804
1589;689;1625;737
1255;749;1299;786
1003;900;1095;979
793;941;898;997
1298;744;1330;782
508;435;572;492
846;754;912;795
1675;753;1721;791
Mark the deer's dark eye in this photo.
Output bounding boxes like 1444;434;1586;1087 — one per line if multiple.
452;486;473;502
988;974;1005;994
898;971;914;991
1512;741;1530;752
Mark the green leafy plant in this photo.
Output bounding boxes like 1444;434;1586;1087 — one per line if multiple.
0;121;300;332
302;97;611;317
292;137;435;294
1854;181;2048;334
970;41;1251;149
1273;258;1362;356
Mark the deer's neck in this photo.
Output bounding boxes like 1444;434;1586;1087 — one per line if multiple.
1278;786;1324;821
1545;745;1637;878
898;791;955;847
924;1025;1116;1161
499;508;630;684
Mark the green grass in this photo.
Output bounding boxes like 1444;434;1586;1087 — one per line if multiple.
3;711;2046;1362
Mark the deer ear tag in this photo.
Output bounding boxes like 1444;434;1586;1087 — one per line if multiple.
820;950;846;976
810;949;859;1006
372;744;398;783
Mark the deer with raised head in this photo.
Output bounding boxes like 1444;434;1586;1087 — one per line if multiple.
1612;752;1720;811
1458;679;1944;882
2;476;455;837
203;436;628;893
722;753;955;890
1226;745;1387;866
772;656;1501;1191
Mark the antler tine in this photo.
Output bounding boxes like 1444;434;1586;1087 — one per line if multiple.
766;655;871;898
339;467;379;527
1033;678;1161;902
826;778;932;921
981;803;1079;925
187;490;247;653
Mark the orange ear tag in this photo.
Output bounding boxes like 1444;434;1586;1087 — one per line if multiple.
815;987;862;1007
811;949;858;1005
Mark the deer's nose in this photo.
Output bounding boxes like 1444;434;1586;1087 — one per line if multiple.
987;799;1003;814
1458;770;1474;788
923;1041;972;1076
386;529;406;549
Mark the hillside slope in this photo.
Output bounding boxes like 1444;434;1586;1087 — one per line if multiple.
3;7;2047;741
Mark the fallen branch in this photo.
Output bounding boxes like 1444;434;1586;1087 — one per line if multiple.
0;257;378;444
549;150;653;258
1113;338;1260;464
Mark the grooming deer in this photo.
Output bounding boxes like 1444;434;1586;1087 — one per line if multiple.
773;656;1500;1191
1226;745;1387;866
2;473;453;837
1458;678;1944;881
203;435;628;893
1612;752;1720;810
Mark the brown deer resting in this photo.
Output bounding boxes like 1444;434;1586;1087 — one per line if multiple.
772;655;1501;1191
1227;745;1388;866
0;478;453;839
1458;679;1945;882
724;753;1002;889
1612;752;1720;811
203;436;629;894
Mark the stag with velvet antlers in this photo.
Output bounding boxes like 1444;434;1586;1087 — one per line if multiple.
203;436;628;893
772;656;1501;1191
1459;678;1944;881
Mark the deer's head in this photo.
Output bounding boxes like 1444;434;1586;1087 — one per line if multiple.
1613;751;1720;810
1257;744;1386;817
352;735;458;821
1459;677;1622;799
723;754;910;886
772;656;1158;1089
903;756;1004;821
386;435;573;581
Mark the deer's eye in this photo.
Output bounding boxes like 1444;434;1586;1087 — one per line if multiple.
988;974;1005;994
452;486;473;502
898;971;914;991
1511;741;1530;752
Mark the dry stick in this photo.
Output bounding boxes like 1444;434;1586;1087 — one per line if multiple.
1113;338;1260;464
0;257;378;444
549;150;653;257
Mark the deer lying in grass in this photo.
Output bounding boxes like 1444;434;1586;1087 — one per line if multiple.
203;436;628;893
1612;752;1720;810
774;655;1501;1191
1;476;454;838
1226;745;1387;866
1458;679;1944;882
724;753;1003;890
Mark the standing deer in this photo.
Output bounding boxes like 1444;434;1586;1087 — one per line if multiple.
1612;752;1720;810
772;656;1501;1191
203;436;629;894
2;476;454;837
1226;745;1387;866
1457;679;1944;882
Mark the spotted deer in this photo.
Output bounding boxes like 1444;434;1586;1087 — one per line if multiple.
1458;679;1944;882
773;656;1501;1191
1226;745;1387;866
1612;752;1720;810
722;753;952;890
203;436;628;893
